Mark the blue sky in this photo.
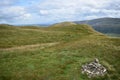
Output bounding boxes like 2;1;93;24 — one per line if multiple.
0;0;120;24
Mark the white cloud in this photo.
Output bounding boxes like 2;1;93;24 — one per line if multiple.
36;0;119;22
39;10;49;15
0;6;32;22
37;0;111;9
0;0;120;24
0;0;16;6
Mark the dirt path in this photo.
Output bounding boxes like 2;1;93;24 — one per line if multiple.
22;28;65;34
0;42;59;51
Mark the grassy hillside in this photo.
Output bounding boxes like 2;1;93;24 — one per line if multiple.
0;23;120;80
0;23;97;48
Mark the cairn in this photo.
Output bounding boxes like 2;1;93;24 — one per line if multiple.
81;58;107;78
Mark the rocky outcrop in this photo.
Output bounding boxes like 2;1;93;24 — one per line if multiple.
81;58;107;78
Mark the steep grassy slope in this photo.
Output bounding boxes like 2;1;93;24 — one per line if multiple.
0;23;120;80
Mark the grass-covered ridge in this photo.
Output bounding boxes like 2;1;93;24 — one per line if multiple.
0;23;120;80
0;23;99;48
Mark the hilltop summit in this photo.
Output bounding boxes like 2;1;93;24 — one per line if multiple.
50;22;77;27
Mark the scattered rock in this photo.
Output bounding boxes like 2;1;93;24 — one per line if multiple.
81;58;107;78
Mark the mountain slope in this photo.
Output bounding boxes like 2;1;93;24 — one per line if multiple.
74;18;120;34
0;23;120;80
0;23;100;48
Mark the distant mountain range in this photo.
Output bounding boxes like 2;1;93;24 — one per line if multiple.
0;23;51;27
1;17;120;34
74;18;120;34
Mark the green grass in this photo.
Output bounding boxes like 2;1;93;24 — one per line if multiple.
0;24;96;48
0;23;120;80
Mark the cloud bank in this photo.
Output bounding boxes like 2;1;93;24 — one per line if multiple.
0;0;120;24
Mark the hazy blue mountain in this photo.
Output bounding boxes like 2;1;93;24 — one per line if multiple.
74;18;120;34
15;24;51;27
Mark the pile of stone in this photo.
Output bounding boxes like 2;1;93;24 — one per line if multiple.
81;58;107;78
